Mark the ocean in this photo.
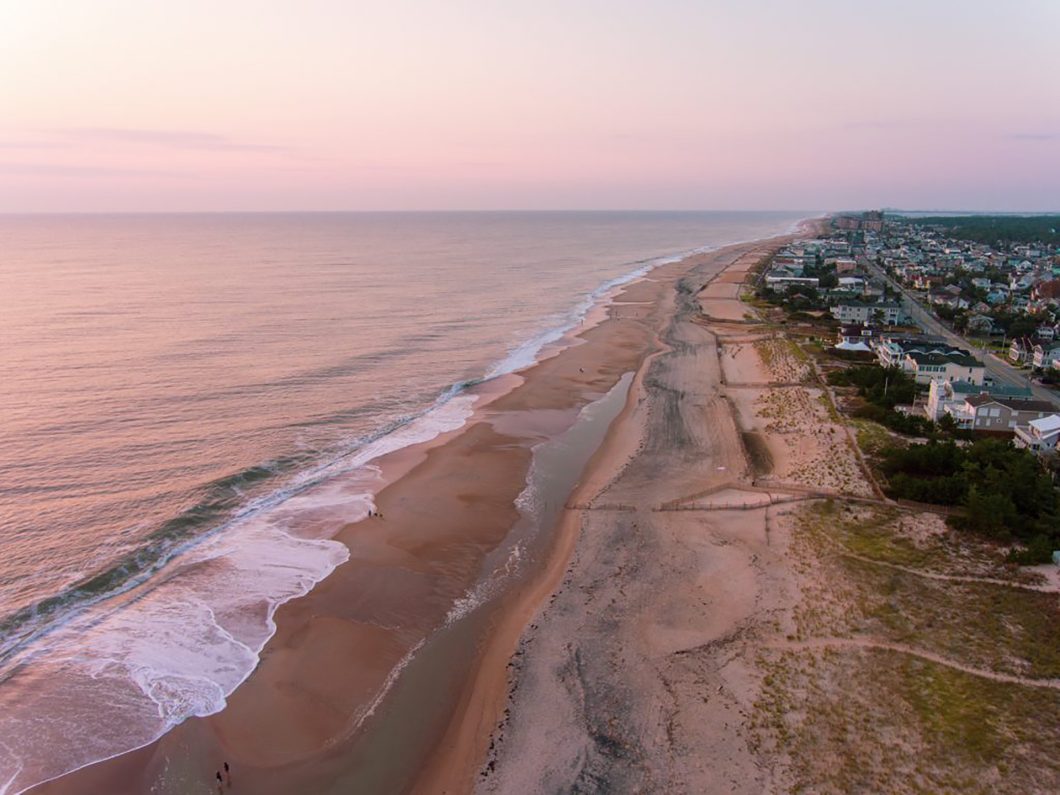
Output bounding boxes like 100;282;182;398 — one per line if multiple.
0;210;805;792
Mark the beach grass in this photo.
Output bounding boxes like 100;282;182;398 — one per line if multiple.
751;500;1060;791
851;418;891;456
753;646;1060;794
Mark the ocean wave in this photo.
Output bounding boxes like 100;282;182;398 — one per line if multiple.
0;391;478;794
0;391;478;673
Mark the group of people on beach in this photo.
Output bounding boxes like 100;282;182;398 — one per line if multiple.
215;761;231;792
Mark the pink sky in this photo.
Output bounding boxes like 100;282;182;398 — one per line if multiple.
1;0;1058;212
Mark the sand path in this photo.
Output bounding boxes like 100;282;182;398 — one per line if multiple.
763;638;1060;690
831;547;1059;593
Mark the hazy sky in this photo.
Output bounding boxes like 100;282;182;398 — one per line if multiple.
2;0;1058;212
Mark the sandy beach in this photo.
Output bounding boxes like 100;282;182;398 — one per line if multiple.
469;237;812;794
31;230;805;795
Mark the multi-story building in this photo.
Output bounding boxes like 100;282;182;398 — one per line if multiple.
764;275;819;291
1014;415;1060;453
904;351;985;385
956;395;1056;433
1032;341;1060;370
830;301;903;325
925;380;1033;421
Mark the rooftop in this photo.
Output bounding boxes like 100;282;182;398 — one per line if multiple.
835;300;901;309
1028;414;1060;435
947;380;1032;399
907;351;983;367
965;395;1056;412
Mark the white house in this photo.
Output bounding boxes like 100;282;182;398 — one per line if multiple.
1032;342;1060;370
1014;414;1060;453
831;301;903;325
904;351;985;385
837;275;866;292
764;275;819;291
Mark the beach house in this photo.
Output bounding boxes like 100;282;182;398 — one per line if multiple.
1014;414;1060;453
965;313;994;334
957;395;1055;434
903;350;985;386
1032;341;1060;370
764;274;820;292
925;379;1033;421
830;300;903;326
1009;336;1037;365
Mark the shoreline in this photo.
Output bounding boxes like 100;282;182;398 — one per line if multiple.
469;223;833;793
415;231;810;794
28;227;808;795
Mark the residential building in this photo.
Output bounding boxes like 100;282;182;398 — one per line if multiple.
1014;415;1060;452
831;301;903;325
764;275;819;291
837;275;866;292
965;314;994;334
958;395;1056;433
1032;342;1060;370
904;351;985;385
925;379;1032;421
837;323;878;346
1010;337;1037;364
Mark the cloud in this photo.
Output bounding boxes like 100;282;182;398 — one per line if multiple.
0;162;183;178
0;140;68;150
838;120;911;131
55;127;291;152
1006;132;1060;141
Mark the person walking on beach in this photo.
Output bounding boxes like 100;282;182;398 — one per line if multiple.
216;770;224;793
224;761;232;787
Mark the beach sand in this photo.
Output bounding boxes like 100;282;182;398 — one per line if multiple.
30;230;808;795
469;238;804;794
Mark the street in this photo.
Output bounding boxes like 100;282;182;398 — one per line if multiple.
863;260;1060;407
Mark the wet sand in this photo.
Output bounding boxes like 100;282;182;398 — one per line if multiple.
31;230;806;795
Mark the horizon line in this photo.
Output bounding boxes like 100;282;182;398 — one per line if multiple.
0;208;1057;218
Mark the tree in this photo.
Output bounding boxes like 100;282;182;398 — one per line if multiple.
962;487;1019;540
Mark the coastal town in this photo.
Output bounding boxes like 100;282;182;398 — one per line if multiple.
758;212;1060;455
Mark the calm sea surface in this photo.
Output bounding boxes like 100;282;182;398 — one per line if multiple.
0;211;803;791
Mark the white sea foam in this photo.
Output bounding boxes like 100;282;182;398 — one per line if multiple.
485;257;664;379
349;637;425;735
0;393;478;795
443;541;525;627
